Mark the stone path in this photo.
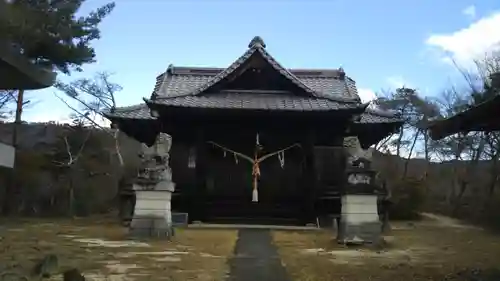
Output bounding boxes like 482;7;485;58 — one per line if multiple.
227;229;289;281
420;212;482;229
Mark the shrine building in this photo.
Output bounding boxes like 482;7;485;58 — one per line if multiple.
105;36;403;232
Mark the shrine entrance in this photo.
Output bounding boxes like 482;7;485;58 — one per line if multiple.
201;132;308;225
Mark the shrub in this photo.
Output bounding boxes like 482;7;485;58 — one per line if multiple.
479;196;500;231
389;177;426;220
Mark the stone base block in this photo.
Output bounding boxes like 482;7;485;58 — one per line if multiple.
129;187;174;239
338;221;381;244
133;181;175;192
134;189;172;224
129;216;174;239
338;194;381;244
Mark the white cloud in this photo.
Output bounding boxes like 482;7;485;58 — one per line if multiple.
462;5;477;19
357;88;377;103
386;76;410;89
425;11;500;67
357;77;412;104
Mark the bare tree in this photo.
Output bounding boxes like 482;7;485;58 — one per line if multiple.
51;125;92;215
425;54;500;216
430;87;477;210
1;89;37;214
374;88;414;158
0;90;17;120
54;72;124;166
375;87;440;178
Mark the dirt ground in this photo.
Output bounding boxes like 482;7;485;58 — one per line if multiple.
0;217;238;281
272;216;500;281
3;215;500;281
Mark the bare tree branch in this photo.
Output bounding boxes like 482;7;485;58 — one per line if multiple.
54;93;111;133
54;72;124;167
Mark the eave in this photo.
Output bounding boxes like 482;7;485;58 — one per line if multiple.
143;94;367;113
103;105;160;146
350;109;404;148
428;94;500;140
0;43;56;90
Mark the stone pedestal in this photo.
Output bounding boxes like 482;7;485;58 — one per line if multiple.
338;194;381;244
130;183;175;238
128;133;176;239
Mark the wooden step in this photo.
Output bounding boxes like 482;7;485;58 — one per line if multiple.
206;216;303;226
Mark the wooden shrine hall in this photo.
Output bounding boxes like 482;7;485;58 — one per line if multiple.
105;36;403;226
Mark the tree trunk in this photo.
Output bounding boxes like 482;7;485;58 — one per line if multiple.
424;131;430;179
448;158;460;206
109;128;125;211
2;89;24;215
68;172;75;217
381;180;392;233
487;155;499;196
396;127;404;157
403;130;420;178
114;129;124;166
452;181;468;216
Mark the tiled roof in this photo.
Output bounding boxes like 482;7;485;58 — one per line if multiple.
105;102;402;124
104;104;154;120
153;67;359;102
146;92;361;111
360;110;402;123
151;36;359;103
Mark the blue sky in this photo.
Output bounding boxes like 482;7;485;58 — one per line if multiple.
24;0;500;123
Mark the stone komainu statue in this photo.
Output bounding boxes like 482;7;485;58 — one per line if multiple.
342;136;373;168
129;132;175;239
119;133;173;226
137;133;172;184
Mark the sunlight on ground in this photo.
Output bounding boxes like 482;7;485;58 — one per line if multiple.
0;217;238;281
272;219;500;281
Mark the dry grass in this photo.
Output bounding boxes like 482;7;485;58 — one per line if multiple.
0;216;238;281
272;220;500;281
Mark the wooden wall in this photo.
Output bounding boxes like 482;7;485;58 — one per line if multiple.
168;137;346;225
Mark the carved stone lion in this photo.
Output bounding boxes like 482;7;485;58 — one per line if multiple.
343;136;373;167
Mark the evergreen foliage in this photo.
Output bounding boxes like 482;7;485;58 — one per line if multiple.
0;0;115;74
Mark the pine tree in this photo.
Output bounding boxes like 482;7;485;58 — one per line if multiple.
0;0;115;214
1;0;115;74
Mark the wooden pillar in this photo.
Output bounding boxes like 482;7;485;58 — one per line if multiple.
302;131;317;225
192;128;208;222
